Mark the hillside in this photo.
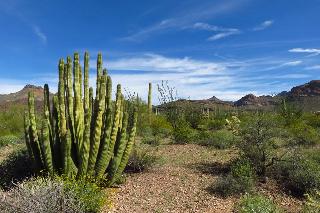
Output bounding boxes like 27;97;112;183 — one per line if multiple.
0;84;46;111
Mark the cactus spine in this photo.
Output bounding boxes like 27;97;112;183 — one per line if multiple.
25;52;139;185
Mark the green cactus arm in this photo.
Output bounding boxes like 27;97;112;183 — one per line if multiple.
58;59;67;137
87;75;106;174
84;51;90;114
28;92;43;170
52;95;62;172
96;52;103;99
107;108;138;186
94;107;113;177
40;118;54;175
148;82;152;115
101;84;122;172
106;112;129;180
66;56;75;142
106;76;112;110
24;111;34;161
73;53;84;157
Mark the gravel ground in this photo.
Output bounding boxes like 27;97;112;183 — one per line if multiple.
104;144;302;213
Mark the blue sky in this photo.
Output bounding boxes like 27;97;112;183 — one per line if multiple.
1;0;320;102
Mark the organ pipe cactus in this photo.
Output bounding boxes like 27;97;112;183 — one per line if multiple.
24;52;138;186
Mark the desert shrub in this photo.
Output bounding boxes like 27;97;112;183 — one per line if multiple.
196;129;236;149
235;193;283;213
303;113;320;129
0;177;106;213
0;147;34;189
303;190;320;212
238;114;280;177
142;115;172;146
126;144;158;172
63;178;107;212
287;122;320;146
172;119;196;144
198;118;226;130
0;135;21;147
150;115;173;136
0;105;25;137
214;158;255;197
142;135;161;146
273;155;320;196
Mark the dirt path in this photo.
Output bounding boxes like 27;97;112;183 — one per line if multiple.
105;144;302;213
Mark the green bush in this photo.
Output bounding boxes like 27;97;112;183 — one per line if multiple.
142;135;161;146
0;105;25;137
214;158;255;197
150;115;173;137
0;135;21;147
238;114;279;177
273;155;320;196
63;178;107;212
0;177;106;213
303;190;320;213
288;122;320;146
172;119;196;144
126;144;158;172
198;117;227;131
0;147;34;189
196;129;235;149
235;193;283;213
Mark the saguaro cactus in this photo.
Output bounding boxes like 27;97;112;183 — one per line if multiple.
25;52;139;185
148;82;152;122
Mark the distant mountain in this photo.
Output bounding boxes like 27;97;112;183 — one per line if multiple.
288;80;320;97
0;84;47;110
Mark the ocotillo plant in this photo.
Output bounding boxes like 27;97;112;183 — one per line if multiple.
24;52;138;186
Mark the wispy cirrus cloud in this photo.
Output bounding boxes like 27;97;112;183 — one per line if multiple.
253;20;274;31
122;0;248;41
305;65;320;70
32;25;47;44
289;48;320;56
192;22;241;41
208;30;241;41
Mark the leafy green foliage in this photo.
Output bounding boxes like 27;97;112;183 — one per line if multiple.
196;129;236;149
214;158;255;197
0;135;21;147
0;105;25;137
238;114;279;176
235;193;283;213
303;190;320;213
172;119;196;144
273;155;320;196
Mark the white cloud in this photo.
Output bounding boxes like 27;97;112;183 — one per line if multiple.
193;22;238;32
32;25;47;44
253;20;274;31
106;54;226;75
208;30;240;41
305;65;320;70
289;48;320;56
282;60;302;66
122;0;246;41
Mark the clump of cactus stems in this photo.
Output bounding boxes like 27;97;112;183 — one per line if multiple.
24;52;138;187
